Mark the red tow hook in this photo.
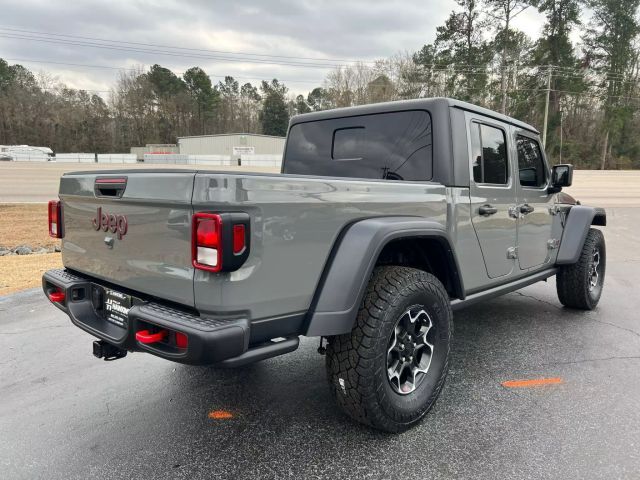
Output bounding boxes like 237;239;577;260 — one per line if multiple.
135;329;168;344
48;289;66;303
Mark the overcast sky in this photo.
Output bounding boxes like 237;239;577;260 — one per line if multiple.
0;0;550;96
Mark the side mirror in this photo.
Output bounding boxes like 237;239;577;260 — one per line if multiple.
549;164;573;193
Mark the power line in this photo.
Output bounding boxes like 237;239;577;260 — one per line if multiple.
4;58;322;84
0;25;370;64
0;32;349;69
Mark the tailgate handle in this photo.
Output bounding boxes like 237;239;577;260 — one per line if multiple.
95;177;127;198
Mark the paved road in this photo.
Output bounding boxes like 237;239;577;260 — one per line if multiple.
1;208;640;479
0;163;279;203
1;162;640;207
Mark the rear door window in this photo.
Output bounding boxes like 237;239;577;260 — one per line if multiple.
470;122;509;185
284;110;432;181
516;135;547;187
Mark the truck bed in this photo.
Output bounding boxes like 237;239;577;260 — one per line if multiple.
59;170;450;329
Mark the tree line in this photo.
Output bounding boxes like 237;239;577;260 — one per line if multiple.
1;0;639;168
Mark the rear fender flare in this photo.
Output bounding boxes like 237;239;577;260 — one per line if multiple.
556;206;606;265
304;217;463;337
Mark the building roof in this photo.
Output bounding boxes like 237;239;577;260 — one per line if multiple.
177;133;286;140
290;97;539;134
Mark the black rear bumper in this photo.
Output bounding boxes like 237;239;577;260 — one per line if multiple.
42;269;252;365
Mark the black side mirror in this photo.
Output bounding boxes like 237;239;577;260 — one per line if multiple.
549;164;573;193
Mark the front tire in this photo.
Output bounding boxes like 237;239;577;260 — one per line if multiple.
325;266;452;433
556;228;606;310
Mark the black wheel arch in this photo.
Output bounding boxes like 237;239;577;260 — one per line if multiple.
304;217;464;336
557;205;607;265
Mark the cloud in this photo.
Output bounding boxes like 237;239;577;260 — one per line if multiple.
0;0;545;95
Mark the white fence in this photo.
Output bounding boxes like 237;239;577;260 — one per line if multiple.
55;153;96;163
97;154;137;164
143;154;189;164
143;154;233;166
189;155;233;166
240;154;282;168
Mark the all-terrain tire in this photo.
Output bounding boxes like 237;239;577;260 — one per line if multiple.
325;266;452;433
556;228;606;310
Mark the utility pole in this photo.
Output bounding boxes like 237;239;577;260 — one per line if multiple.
542;66;552;149
559;109;563;163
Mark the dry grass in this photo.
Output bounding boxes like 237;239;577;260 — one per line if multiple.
0;253;62;296
0;203;62;296
0;203;61;250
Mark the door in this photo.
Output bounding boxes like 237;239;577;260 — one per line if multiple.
467;115;517;279
513;130;555;270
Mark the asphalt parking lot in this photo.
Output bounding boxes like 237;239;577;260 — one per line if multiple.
1;207;640;479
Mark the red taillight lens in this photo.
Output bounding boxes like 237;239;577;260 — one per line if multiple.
197;218;219;247
233;224;246;255
192;213;222;272
48;200;62;238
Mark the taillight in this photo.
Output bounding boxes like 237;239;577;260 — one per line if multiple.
192;213;222;272
192;212;250;273
48;200;63;238
233;224;246;254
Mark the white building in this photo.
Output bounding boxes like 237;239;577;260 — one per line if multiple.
178;134;285;162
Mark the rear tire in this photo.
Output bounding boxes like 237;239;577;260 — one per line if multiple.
556;228;606;310
325;266;452;433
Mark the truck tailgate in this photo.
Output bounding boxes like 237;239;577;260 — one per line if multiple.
59;171;196;307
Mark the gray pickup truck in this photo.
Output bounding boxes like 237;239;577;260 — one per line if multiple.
43;98;606;432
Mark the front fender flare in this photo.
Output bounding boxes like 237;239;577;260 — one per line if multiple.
304;217;462;337
556;206;606;265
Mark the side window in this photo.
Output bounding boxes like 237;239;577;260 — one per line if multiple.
470;122;508;185
516;136;546;187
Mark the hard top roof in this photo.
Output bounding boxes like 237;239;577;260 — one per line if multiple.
290;97;539;134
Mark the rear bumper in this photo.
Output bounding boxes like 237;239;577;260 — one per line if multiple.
42;269;251;365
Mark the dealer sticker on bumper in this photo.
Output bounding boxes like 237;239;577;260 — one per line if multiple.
104;289;132;328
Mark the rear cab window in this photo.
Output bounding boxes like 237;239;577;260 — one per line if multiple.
283;110;433;181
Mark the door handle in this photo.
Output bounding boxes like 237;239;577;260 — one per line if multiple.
479;204;498;216
519;204;535;215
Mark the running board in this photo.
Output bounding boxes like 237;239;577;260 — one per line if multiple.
219;337;299;367
451;268;558;311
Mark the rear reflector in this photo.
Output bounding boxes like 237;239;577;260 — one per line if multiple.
176;332;188;349
48;200;62;238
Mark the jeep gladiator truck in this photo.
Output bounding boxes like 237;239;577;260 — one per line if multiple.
43;98;606;432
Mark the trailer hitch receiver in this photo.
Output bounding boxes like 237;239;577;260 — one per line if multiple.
93;340;127;361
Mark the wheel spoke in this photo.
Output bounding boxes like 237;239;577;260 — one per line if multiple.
589;248;601;291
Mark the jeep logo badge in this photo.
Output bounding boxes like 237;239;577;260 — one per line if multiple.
92;207;128;240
